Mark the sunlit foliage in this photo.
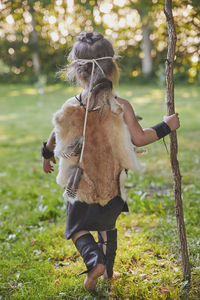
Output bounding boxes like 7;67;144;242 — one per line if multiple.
0;0;199;82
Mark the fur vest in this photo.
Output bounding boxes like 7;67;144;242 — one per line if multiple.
52;96;140;206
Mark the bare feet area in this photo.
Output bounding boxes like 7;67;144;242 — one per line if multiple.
101;270;122;281
112;271;121;280
84;264;105;291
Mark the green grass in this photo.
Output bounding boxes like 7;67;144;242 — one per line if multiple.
0;83;199;299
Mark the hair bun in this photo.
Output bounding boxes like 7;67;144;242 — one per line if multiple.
77;31;103;44
86;32;93;39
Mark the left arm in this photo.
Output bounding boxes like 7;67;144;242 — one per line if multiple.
42;130;56;174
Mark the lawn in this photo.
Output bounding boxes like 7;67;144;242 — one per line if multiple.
0;83;199;299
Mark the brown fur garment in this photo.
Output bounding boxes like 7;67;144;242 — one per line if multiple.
53;98;140;206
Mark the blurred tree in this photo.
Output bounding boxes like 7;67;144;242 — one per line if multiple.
0;0;199;83
130;0;155;79
0;0;51;80
29;2;42;78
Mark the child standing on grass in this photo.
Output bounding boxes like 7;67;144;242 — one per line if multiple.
42;31;179;291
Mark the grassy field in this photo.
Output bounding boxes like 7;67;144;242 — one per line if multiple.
0;83;199;299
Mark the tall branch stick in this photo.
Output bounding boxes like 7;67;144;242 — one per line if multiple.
164;0;191;283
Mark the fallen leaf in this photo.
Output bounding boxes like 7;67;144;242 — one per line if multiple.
63;256;77;262
22;265;28;269
31;239;37;246
159;286;170;293
55;279;60;286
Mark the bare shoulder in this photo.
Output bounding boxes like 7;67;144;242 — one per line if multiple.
116;97;135;113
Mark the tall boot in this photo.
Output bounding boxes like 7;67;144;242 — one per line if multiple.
75;233;105;275
98;229;117;279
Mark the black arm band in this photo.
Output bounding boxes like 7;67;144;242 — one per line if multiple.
152;121;171;139
41;142;54;159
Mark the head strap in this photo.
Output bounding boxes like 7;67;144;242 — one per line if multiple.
74;56;114;77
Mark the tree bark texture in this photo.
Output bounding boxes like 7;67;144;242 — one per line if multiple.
164;0;191;282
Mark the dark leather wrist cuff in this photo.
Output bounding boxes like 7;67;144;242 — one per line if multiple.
41;142;54;159
152;121;171;139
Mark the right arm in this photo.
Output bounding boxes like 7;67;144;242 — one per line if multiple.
117;97;180;147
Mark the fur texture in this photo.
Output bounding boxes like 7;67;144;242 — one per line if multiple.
53;97;140;206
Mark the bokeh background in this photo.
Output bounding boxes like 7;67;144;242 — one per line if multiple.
0;0;199;86
1;1;200;299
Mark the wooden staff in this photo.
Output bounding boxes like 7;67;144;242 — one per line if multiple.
164;0;191;283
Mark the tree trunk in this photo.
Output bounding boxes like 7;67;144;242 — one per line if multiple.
30;8;42;78
32;52;41;77
141;23;152;77
164;0;191;286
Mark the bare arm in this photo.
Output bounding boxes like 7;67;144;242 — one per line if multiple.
46;129;56;152
117;97;180;147
43;130;56;174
